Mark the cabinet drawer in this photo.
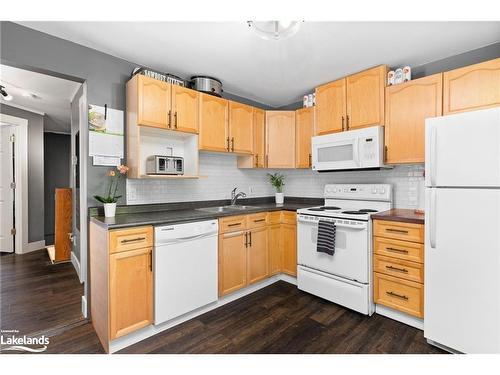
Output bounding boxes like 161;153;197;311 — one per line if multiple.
281;211;297;225
374;273;424;318
109;226;153;254
219;215;247;233
373;255;423;284
247;212;268;229
268;211;282;225
374;236;424;263
373;220;424;243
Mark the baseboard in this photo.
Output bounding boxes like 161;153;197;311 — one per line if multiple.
375;304;424;330
108;275;282;353
82;295;88;319
279;273;297;285
71;251;82;283
22;240;46;254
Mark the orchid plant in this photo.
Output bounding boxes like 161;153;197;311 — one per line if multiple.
94;165;129;204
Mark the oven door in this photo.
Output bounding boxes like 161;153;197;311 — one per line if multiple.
297;215;369;283
312;135;360;171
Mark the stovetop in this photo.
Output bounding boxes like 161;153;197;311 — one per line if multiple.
297;206;383;221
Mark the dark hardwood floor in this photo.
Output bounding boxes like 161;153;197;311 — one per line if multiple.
42;281;445;354
0;249;84;336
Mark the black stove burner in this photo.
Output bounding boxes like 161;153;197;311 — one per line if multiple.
309;206;341;211
359;209;378;213
342;210;368;215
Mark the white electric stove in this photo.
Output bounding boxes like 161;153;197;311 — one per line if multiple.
297;184;393;315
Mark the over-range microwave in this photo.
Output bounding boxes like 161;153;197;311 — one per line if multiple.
311;126;391;172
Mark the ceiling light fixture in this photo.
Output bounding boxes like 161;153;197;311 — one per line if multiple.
247;21;303;41
0;85;13;101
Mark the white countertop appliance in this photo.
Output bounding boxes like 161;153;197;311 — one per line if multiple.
424;107;500;354
297;184;393;315
154;220;218;325
311;126;392;172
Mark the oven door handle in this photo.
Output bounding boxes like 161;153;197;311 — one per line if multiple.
298;217;367;230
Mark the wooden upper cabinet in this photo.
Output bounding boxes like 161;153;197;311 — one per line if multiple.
247;227;269;285
266;111;296;168
315;78;346;135
229;101;253;154
171;85;199;133
346;65;387;129
199;93;229;152
295;107;314;168
443;57;500;114
109;247;153;340
136;75;171;128
253;108;265;168
218;231;247;296
385;73;443;164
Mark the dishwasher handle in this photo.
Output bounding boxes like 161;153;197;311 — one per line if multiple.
156;231;217;245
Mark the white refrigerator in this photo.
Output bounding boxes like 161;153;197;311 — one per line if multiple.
424;107;500;353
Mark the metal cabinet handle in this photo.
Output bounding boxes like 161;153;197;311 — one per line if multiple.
149;251;152;271
226;137;230;152
254;219;265;223
308;153;312;167
168;110;172;128
174;111;178;128
121;237;146;244
386;291;409;300
244;232;248;248
228;223;242;227
341;116;345;131
386;247;409;254
346;115;350;130
255;154;258;167
385;228;409;234
385;265;409;273
248;231;252;247
231;137;235;152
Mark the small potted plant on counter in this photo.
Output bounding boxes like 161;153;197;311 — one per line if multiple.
268;172;285;204
94;164;129;217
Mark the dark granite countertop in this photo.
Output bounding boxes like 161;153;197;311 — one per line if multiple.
90;197;320;230
371;208;425;225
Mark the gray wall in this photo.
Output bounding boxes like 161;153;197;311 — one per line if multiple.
0;104;44;243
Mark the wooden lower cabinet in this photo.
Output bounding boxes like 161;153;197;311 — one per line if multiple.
109;247;153;340
247;227;269;284
374;273;424;318
268;224;282;276
281;224;297;276
218;231;248;296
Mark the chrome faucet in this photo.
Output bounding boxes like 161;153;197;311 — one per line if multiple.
231;187;247;206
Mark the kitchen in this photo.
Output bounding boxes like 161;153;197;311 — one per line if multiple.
1;7;499;374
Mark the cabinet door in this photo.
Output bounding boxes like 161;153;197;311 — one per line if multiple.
268;224;282;275
137;75;171;128
218;231;247;296
171;85;199;133
199;93;229;152
315;78;346;135
247;227;269;284
443;58;500;114
266;111;296;168
385;73;443;164
253;108;266;168
346;65;387;129
295;107;314;168
281;223;297;276
109;247;153;340
229;101;253;154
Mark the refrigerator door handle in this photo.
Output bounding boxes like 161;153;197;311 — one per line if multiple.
430;189;437;249
430;126;437;186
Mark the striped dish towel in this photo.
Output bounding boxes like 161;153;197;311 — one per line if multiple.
317;220;336;256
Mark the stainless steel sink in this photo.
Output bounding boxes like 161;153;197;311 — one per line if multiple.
196;205;260;213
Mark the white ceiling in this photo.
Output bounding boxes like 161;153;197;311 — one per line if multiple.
17;22;500;107
0;64;81;133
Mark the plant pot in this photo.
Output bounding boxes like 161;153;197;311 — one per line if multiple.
104;203;117;218
275;192;284;204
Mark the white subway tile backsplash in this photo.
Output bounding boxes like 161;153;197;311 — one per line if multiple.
127;153;425;209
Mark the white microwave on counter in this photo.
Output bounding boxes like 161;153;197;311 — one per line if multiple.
311;126;391;172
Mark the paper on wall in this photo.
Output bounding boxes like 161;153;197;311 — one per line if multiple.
88;104;124;158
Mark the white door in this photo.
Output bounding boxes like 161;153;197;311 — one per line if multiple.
0;125;14;253
425;107;500;188
425;187;500;353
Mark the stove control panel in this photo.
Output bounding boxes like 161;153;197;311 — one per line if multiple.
324;184;392;201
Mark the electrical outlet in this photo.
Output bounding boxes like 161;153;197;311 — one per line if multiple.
248;186;254;196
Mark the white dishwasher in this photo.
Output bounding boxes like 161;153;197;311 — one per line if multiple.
154;219;218;325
